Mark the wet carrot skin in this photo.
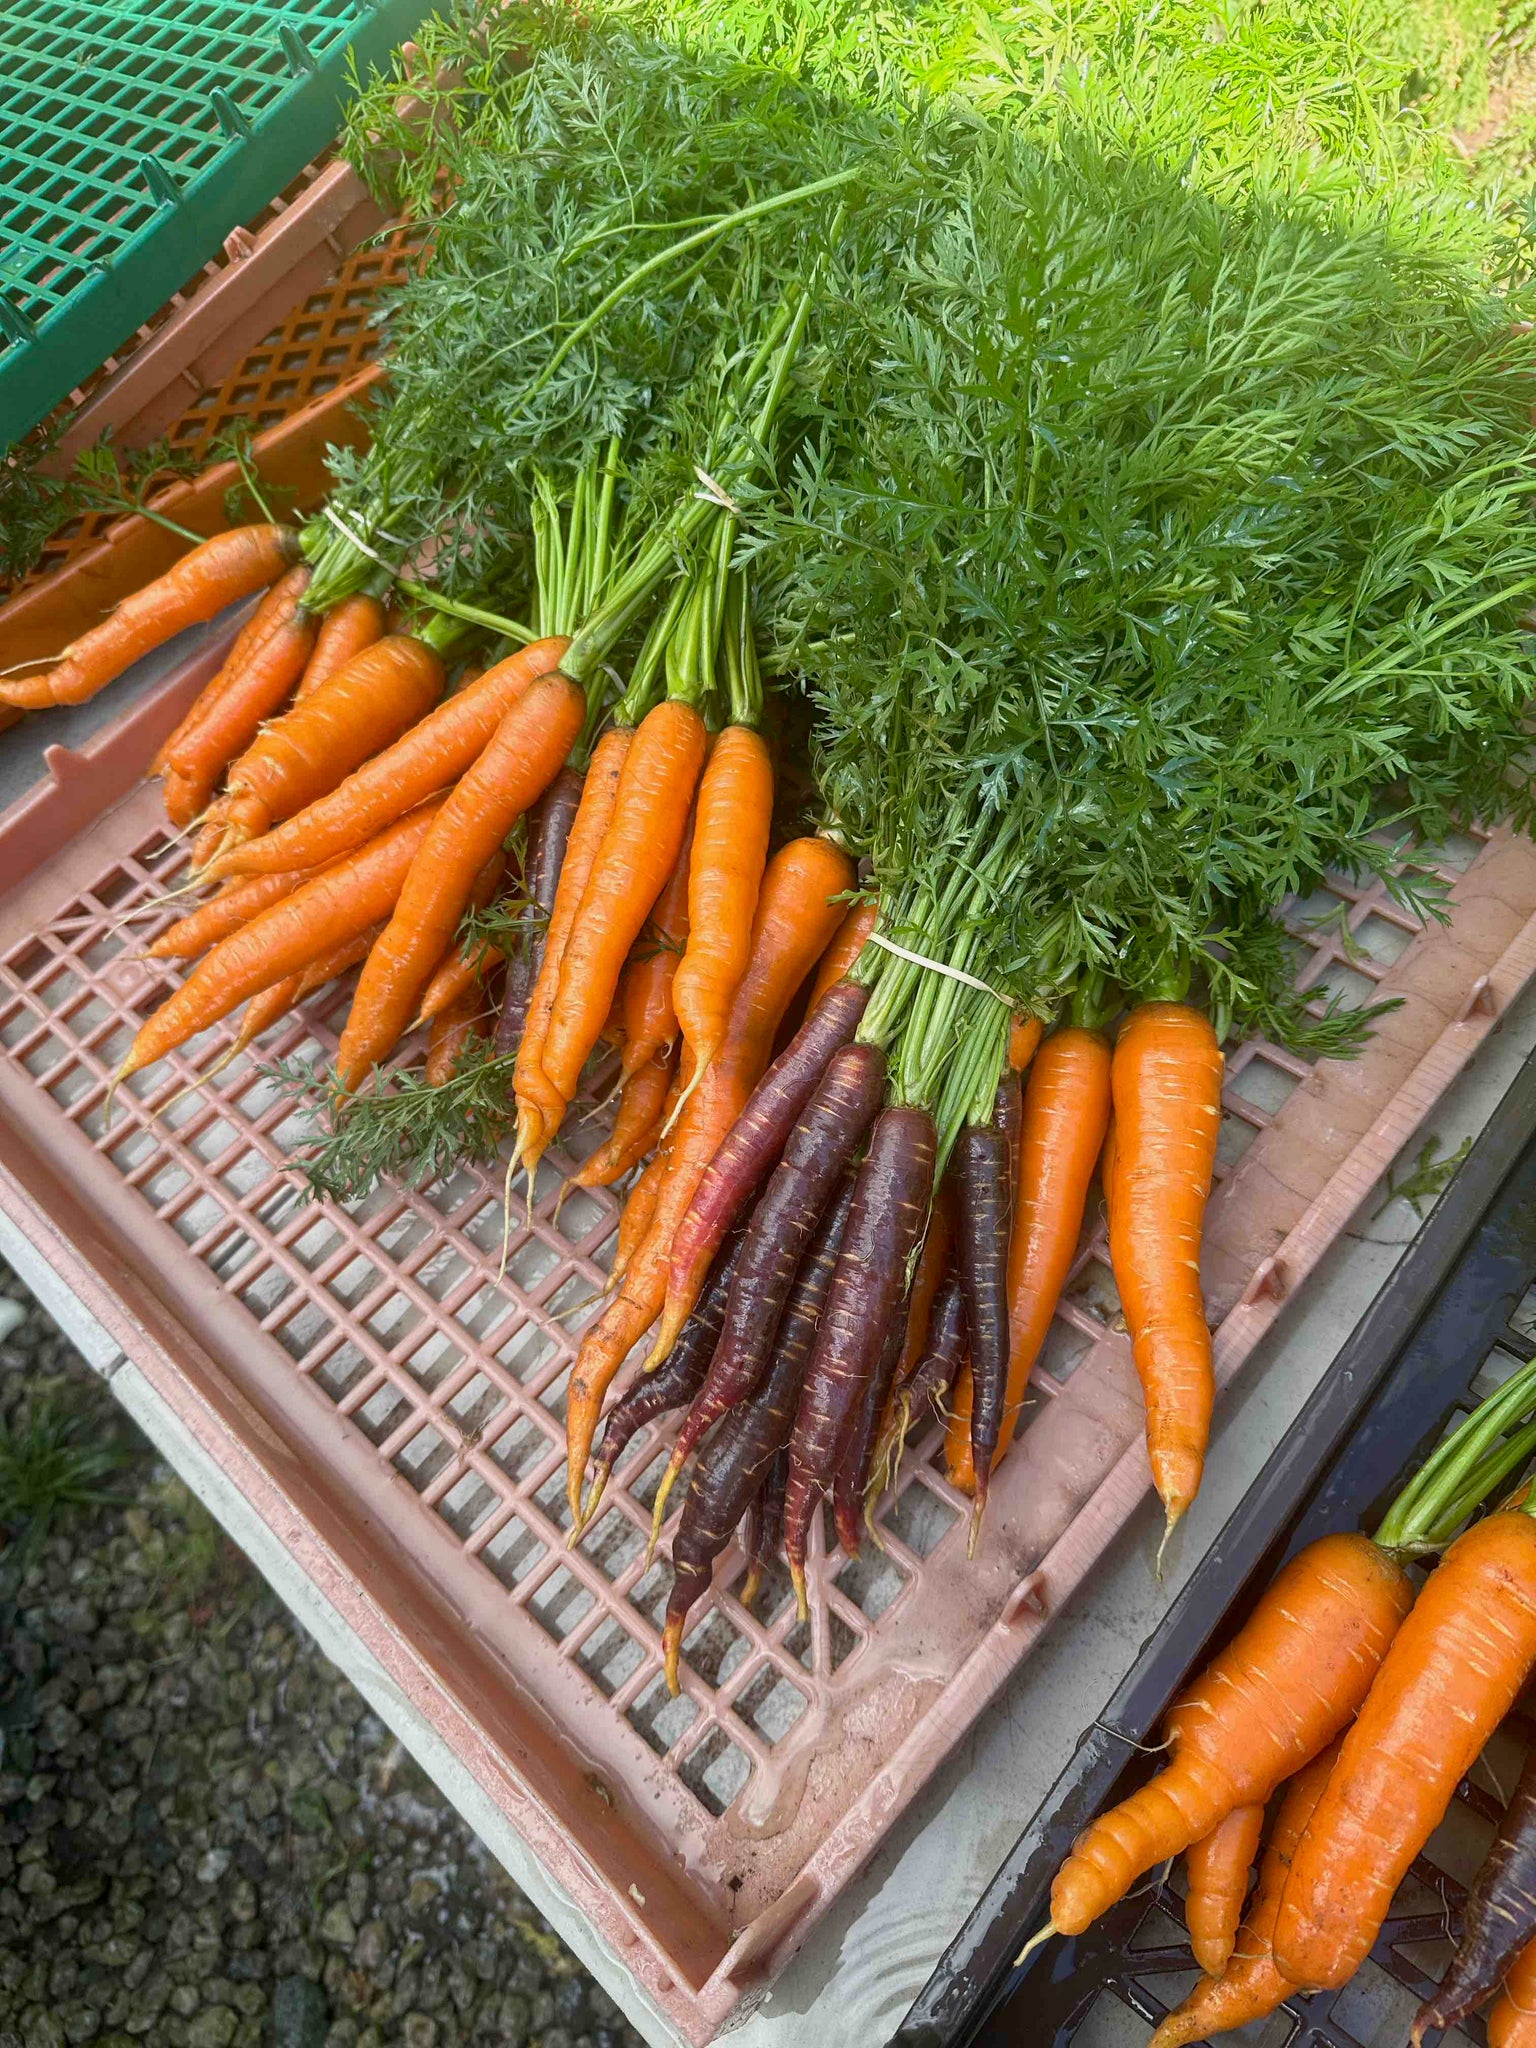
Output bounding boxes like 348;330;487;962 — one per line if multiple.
782;1106;938;1603
1276;1513;1536;1993
1415;1739;1536;2041
1051;1531;1414;1937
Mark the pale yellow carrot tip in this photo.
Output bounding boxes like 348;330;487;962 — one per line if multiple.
580;1464;611;1531
646;1456;683;1563
662;1617;684;1698
790;1560;809;1624
565;1464;585;1533
967;1479;989;1561
659;1050;709;1142
739;1565;763;1612
1013;1922;1056;1969
1154;1504;1185;1584
154;1045;234;1122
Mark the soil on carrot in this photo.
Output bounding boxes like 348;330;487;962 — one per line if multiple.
0;1260;643;2048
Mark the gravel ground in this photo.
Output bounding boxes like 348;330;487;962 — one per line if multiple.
0;1262;647;2048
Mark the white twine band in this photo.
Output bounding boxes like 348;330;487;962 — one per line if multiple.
693;466;745;518
322;504;401;568
866;930;1010;1004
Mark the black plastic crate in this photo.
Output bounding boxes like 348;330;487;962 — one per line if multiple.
897;1047;1536;2048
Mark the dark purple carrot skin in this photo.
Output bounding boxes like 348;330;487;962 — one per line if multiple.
664;978;871;1321
993;1069;1022;1191
958;1114;1013;1542
834;1279;911;1556
661;1043;886;1486
782;1105;937;1612
496;765;583;1056
661;1197;852;1691
1413;1739;1536;2042
904;1274;968;1427
584;1222;747;1520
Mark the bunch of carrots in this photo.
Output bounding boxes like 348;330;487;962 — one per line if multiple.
1019;1358;1536;2045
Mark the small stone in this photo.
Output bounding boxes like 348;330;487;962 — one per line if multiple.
185;2010;238;2048
169;1987;200;2017
400;2020;437;2048
195;1848;231;1886
350;1923;388;1975
269;1977;328;2048
318;1903;356;1950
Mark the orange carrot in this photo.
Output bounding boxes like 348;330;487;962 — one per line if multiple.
620;824;692;1079
335;674;585;1090
295;593;387;700
1150;1741;1343;2048
216;635;445;852
1009;1014;1044;1073
670;725;772;1078
946;1025;1112;1493
514;728;630;1159
1275;1513;1536;1991
1108;1001;1223;1533
1185;1802;1264;1977
610;1150;668;1295
1489;1935;1536;2048
118;801;445;1080
1049;1532;1413;1938
564;836;855;1518
528;702;707;1167
202;636;570;880
426;978;489;1086
161;772;208;832
161;599;317;818
808;899;877;1016
147;867;318;959
190;807;230;871
3;525;300;710
571;1048;675;1190
415;852;506;1026
153;563;312;775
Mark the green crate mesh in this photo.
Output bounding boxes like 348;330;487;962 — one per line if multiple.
0;0;428;445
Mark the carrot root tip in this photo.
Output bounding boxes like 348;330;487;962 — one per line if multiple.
662;1618;683;1697
646;1458;683;1563
739;1566;762;1611
789;1559;809;1623
1154;1506;1184;1582
967;1476;990;1561
1013;1922;1056;1969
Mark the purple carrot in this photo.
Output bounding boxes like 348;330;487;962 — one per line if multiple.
833;1281;911;1557
660;1186;854;1693
994;1068;1022;1188
782;1105;937;1616
1412;1738;1536;2042
958;1100;1014;1553
496;765;583;1056
870;1271;969;1502
656;978;871;1361
741;1449;787;1610
646;1043;886;1541
579;1222;748;1530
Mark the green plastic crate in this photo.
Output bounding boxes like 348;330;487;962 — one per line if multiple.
0;0;429;448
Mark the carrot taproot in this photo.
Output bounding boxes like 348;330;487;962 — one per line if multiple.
1109;1001;1223;1534
216;635;446;852
117;801;445;1080
877;1270;967;1491
564;838;854;1521
671;725;772;1079
3;525;300;711
163;602;318;818
610;1151;668;1297
808;900;877;1016
1009;1015;1045;1073
153;563;312;776
741;1449;787;1611
1049;1532;1413;1938
1186;1802;1264;1977
648;1042;886;1540
426;980;489;1086
956;1103;1013;1550
661;1201;835;1692
1150;1740;1342;2048
947;1025;1112;1494
295;593;387;701
653;956;866;1369
336;672;585;1090
783;1104;937;1615
582;1223;749;1529
1489;1935;1536;2048
415;852;507;1025
620;824;692;1080
147;866;318;960
526;701;707;1166
514;730;630;1155
202;636;570;880
221;921;383;1068
1413;1738;1536;2042
570;1048;675;1190
496;767;583;1059
1276;1512;1536;1992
